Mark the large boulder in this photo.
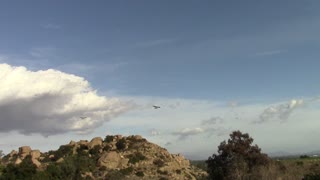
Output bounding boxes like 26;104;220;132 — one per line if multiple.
97;151;128;169
88;137;103;149
15;157;22;165
18;146;31;159
78;140;88;146
173;154;190;167
30;150;41;159
32;158;41;167
69;140;76;146
9;150;18;157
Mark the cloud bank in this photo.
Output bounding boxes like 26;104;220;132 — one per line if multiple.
257;99;304;123
0;64;134;136
172;127;205;140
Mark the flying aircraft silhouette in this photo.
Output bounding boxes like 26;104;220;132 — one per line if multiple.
80;116;87;119
153;105;160;109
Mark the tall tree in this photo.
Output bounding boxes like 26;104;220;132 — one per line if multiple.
206;130;270;180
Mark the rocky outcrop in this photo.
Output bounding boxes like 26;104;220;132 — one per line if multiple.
18;146;31;159
98;151;129;169
30;150;41;159
4;147;43;167
88;137;103;149
14;157;22;165
1;135;207;179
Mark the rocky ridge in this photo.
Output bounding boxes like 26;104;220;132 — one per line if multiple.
1;135;207;179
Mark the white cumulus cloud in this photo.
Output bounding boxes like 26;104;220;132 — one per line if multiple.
0;63;134;136
257;99;304;123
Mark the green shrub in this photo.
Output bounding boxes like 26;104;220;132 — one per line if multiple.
303;174;320;180
127;152;146;164
104;135;114;143
89;145;101;156
119;167;134;175
105;169;125;179
52;145;73;161
157;169;168;175
135;171;144;177
116;139;126;151
159;177;168;180
103;145;111;152
300;155;310;159
45;163;63;179
296;161;304;166
1;156;37;180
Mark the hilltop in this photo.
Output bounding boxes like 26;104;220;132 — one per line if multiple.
0;135;207;179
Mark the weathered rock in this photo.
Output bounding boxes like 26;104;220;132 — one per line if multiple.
97;151;128;169
9;150;18;157
173;154;190;166
114;135;122;140
69;140;76;146
31;158;41;167
15;157;22;165
56;157;64;163
88;137;103;149
78;140;88;146
0;135;207;179
18;146;31;159
30;150;41;159
82;172;94;179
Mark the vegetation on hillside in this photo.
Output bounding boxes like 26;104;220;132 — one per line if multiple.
0;135;205;179
204;130;320;180
1;132;320;179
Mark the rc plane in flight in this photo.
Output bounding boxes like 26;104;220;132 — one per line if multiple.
153;105;160;109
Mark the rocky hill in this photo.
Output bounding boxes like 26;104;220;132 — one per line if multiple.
0;135;207;179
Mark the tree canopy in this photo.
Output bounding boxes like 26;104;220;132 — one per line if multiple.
206;130;270;180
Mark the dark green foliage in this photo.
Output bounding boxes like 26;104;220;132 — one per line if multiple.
303;174;320;180
41;153;96;179
159;178;168;180
176;169;182;174
45;163;63;179
127;152;147;164
116;139;126;151
119;166;134;175
135;171;144;177
0;156;37;180
51;145;73;161
104;169;125;179
157;169;168;175
206;130;270;180
190;160;207;171
296;161;304;166
103;145;111;152
127;136;147;149
89;145;101;157
300;155;310;159
104;135;114;143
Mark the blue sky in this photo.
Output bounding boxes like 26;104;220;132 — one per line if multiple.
0;1;320;159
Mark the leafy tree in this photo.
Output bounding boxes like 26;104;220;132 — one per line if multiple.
206;130;270;180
